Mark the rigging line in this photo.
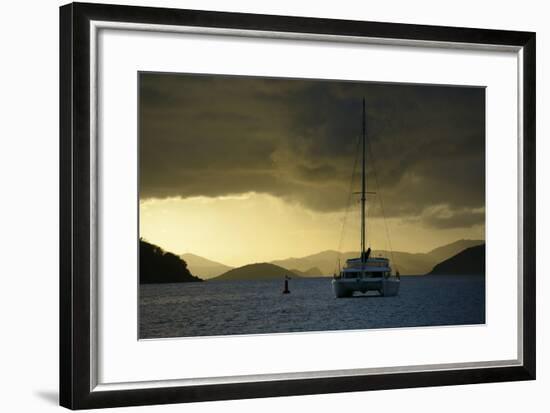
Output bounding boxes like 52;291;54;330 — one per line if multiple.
366;135;397;271
335;133;361;273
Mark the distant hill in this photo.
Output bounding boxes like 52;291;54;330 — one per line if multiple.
272;249;436;276
140;239;202;284
427;239;484;263
212;263;297;281
372;250;435;276
271;250;343;276
290;267;323;277
271;239;485;276
180;253;232;279
428;244;485;275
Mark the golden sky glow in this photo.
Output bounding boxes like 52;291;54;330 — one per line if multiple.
140;193;484;267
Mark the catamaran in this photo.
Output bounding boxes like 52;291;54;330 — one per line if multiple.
332;99;400;298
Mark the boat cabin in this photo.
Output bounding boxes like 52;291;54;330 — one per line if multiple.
340;257;391;279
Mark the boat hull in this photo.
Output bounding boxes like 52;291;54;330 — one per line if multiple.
332;277;400;298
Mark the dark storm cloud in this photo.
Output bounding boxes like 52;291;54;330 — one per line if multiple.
139;73;485;229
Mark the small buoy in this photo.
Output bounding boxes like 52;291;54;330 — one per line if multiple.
282;276;290;294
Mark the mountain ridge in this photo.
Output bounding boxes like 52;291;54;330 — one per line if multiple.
212;263;298;281
270;249;429;276
180;252;233;279
181;239;486;279
427;239;484;263
428;244;485;275
140;240;202;284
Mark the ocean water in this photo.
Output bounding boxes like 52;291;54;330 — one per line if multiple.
139;275;485;339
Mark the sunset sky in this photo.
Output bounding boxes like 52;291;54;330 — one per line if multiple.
139;73;485;267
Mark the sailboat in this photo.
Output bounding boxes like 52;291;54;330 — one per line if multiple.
332;99;400;298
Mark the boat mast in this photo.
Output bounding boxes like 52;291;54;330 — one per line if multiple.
361;98;366;263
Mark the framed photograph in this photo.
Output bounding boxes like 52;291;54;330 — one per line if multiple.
60;2;536;409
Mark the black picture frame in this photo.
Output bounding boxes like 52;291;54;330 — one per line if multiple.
60;2;536;410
